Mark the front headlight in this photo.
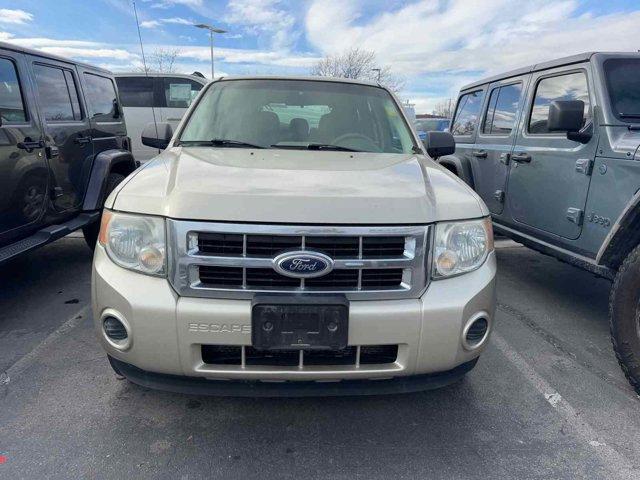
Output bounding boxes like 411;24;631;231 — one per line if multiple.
98;210;166;276
432;217;493;279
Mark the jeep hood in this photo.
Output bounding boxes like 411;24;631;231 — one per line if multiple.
109;147;487;224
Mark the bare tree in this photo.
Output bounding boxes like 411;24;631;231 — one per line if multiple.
137;48;182;73
432;98;455;118
310;48;404;93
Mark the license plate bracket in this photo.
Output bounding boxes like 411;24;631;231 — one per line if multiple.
251;295;349;351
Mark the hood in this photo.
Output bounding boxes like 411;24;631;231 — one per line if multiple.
601;126;640;160
109;147;487;224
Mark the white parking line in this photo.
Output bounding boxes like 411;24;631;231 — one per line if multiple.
491;332;638;479
1;305;90;386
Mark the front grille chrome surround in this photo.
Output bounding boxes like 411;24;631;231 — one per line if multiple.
167;220;430;300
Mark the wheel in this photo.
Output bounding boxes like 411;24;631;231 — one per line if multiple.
609;244;640;394
83;172;125;249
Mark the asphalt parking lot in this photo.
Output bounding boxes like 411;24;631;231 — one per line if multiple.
1;236;639;480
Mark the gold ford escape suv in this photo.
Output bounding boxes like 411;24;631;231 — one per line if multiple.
92;76;496;396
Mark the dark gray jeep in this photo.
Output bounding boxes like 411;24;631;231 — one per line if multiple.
0;42;137;262
443;52;640;393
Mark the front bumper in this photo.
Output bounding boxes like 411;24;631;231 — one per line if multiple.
92;245;496;386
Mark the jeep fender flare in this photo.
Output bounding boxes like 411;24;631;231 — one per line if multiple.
82;149;137;211
597;188;640;269
437;154;474;188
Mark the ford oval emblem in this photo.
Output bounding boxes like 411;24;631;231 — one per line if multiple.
273;251;334;279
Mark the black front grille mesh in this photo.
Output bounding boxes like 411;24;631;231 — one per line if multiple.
201;345;398;366
198;266;243;287
198;266;404;290
197;233;243;256
196;233;405;259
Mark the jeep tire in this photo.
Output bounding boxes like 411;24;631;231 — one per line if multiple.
83;172;126;249
609;244;640;395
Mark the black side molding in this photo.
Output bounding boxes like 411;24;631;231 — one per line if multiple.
83;149;137;211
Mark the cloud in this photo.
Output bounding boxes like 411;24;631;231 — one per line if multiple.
140;20;162;28
306;0;640;75
0;9;34;24
305;0;640;109
2;33;139;61
0;30;316;74
161;17;193;25
225;0;297;50
147;0;203;9
140;17;193;28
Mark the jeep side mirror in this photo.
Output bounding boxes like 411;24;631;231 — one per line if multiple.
424;131;455;159
548;100;592;143
548;100;585;132
141;122;173;150
112;99;121;119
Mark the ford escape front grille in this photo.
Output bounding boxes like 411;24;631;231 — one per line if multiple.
197;233;405;259
201;344;399;367
168;221;430;300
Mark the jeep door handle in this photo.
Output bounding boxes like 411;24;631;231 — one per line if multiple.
511;152;532;163
17;139;44;151
74;136;92;145
46;145;59;159
472;149;488;158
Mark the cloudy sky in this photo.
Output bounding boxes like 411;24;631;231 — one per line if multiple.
2;0;640;112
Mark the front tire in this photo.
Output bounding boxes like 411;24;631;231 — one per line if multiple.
83;172;125;249
609;244;640;394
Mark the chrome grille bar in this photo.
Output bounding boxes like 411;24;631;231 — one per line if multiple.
168;220;430;300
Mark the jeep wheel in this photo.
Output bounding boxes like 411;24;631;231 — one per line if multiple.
609;244;640;395
83;172;126;249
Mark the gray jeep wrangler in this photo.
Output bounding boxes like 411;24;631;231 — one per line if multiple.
443;52;640;393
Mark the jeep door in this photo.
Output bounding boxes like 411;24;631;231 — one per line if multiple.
450;88;485;185
0;51;48;244
473;77;529;215
507;65;597;240
79;70;127;160
29;57;93;213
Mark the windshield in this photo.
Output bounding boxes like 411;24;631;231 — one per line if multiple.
179;79;417;153
604;58;640;122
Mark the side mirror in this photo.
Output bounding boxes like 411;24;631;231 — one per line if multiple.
424;131;455;159
141;122;173;150
112;99;121;119
548;100;584;132
548;100;592;143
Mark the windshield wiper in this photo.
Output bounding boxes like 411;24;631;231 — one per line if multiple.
619;113;640;119
271;143;362;152
179;139;266;149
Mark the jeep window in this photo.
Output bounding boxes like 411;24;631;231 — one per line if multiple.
603;58;640;122
482;83;521;135
116;76;155;108
179;79;416;153
163;77;203;108
84;73;118;121
0;58;26;123
33;64;82;122
451;91;483;136
528;72;590;134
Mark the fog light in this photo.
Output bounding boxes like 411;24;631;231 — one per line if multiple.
462;314;490;350
103;316;128;341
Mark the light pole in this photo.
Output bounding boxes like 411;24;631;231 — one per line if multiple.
371;68;381;82
194;23;226;79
